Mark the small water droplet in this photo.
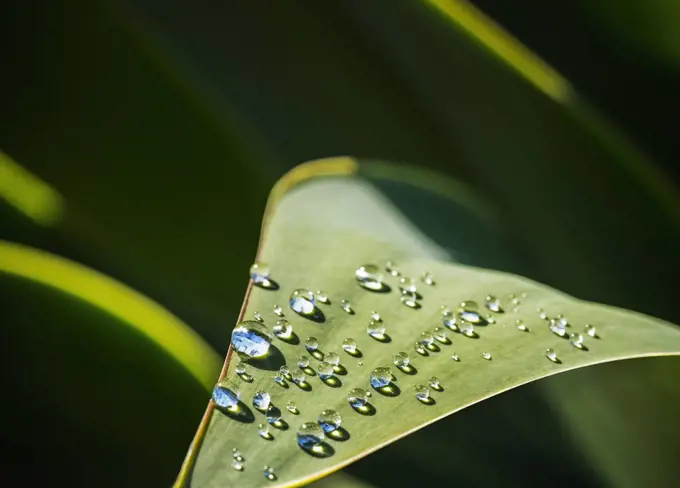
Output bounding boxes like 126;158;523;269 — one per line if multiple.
370;367;392;388
341;299;353;314
385;260;400;277
253;311;263;322
545;348;558;362
315;290;329;304
485;314;496;324
273;304;283;316
485;295;503;313
428;376;440;388
433;327;447;342
481;352;492;360
258;423;270;439
516;319;528;332
273;373;286;386
393;351;410;368
318;409;342;433
451;353;460;361
511;297;521;306
297;422;325;449
400;276;417;293
555;314;569;327
232;459;244;471
357;360;364;366
231;321;274;359
414;384;430;401
569;333;584;349
512;306;520;313
367;319;386;338
458;320;475;337
305;337;319;351
458;301;483;324
291;369;306;384
235;362;249;376
342;338;357;354
441;308;457;329
585;324;597;338
347;388;370;407
537;308;547;320
421;271;435;286
249;262;270;284
400;292;419;308
419;331;434;346
272;319;293;339
549;319;567;337
212;381;240;409
279;365;290;377
317;361;334;379
521;292;528;298
286;400;298;413
290;289;316;315
370;311;382;322
297;355;310;368
232;448;244;463
252;390;271;410
414;342;427;355
356;264;385;291
265;405;282;424
263;465;277;481
324;352;340;366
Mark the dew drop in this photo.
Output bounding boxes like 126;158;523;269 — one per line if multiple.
297;422;325;449
342;338;357;354
428;376;440;388
458;320;475;337
458;301;483;324
511;297;521;306
537;308;548;320
385;260;400;277
545;348;558;362
357;360;364;366
265;405;282;424
273;373;286;387
232;448;244;463
252;390;271;410
249;262;270;284
569;333;584;349
212;381;240;409
421;272;434;286
272;319;293;339
258;423;270;439
414;384;430;401
521;292;528;298
273;304;283;316
253;311;263;322
549;319;567;337
263;465;277;481
441;308;457;329
279;365;290;377
393;351;410;368
324;352;340;366
318;409;342;433
370;311;382;322
400;276;417;293
341;300;353;314
420;331;434;346
370;367;393;388
367;320;386;338
291;369;306;384
235;362;249;376
305;337;319;351
356;264;385;291
317;361;334;379
414;342;427;355
485;295;503;313
297;355;310;368
287;400;298;413
400;292;419;308
585;324;597;338
232;459;244;471
347;388;370;407
451;353;460;361
315;290;329;304
290;289;316;315
433;327;447;342
516;319;528;332
481;352;492;360
231;321;274;359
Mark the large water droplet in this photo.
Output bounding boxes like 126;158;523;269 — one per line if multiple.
355;264;385;291
441;308;456;329
393;351;410;368
347;388;370;408
585;324;597;338
549;319;567;337
458;301;483;324
317;361;334;379
419;331;434;347
485;295;503;313
370;367;392;388
315;290;329;304
252;390;271;410
265;405;282;424
249;262;270;284
458;320;475;337
291;369;306;384
481;352;492;360
421;272;435;286
290;289;316;315
545;348;558;362
297;355;310;368
414;384;430;401
258;423;270;439
318;409;342;433
231;321;273;359
569;333;584;349
324;352;340;366
212;381;240;409
297;422;325;449
400;276;417;293
263;465;277;481
342;338;357;354
367;319;386;338
305;337;319;351
272;319;293;339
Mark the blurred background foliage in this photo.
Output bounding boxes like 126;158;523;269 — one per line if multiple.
1;0;679;487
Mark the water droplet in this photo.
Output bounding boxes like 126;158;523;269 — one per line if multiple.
249;262;270;284
370;311;382;322
419;331;434;346
414;384;430;401
231;321;274;359
481;352;492;360
297;355;310;368
357;360;364;366
347;388;370;407
287;400;298;413
370;367;392;388
355;264;385;291
305;337;319;351
253;311;263;322
324;352;340;366
258;423;270;439
318;409;342;433
516;319;528;332
317;361;334;379
263;465;277;481
537;308;548;320
555;314;569;327
451;353;460;361
458;301;483;324
521;292;528;298
549;319;567;337
585;324;597;337
569;333;584;349
367;319;386;338
428;376;440;388
441;308;456;329
485;295;503;313
273;373;286;386
421;272;435;286
414;342;426;355
511;297;521;306
235;362;249;376
279;365;290;377
297;422;325;449
458;320;475;337
385;260;400;277
393;351;410;368
273;304;283;316
400;292;419;308
545;348;558;362
272;319;293;339
400;276;417;293
252;390;271;410
265;405;282;424
433;327;447;342
212;381;240;408
315;290;329;304
232;448;244;462
232;459;244;471
342;338;357;354
290;289;316;315
341;299;353;314
291;369;306;384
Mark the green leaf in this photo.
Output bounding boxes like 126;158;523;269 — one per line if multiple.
178;159;680;487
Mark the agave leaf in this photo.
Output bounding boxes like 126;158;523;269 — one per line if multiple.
178;159;680;487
